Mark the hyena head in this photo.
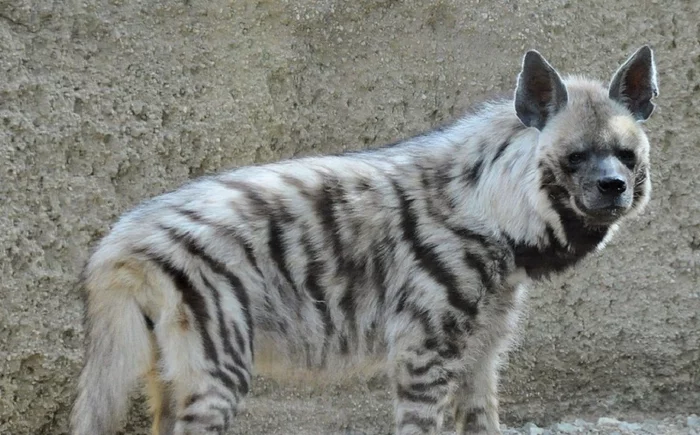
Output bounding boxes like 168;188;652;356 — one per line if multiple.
515;46;658;227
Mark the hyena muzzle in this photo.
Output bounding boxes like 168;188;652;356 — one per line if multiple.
70;46;658;435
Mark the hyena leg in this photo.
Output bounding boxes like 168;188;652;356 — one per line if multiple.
153;300;251;435
145;336;176;435
452;346;503;435
391;334;465;434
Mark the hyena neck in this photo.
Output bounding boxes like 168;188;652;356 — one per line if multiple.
386;100;614;281
519;169;616;280
452;101;615;281
414;101;551;242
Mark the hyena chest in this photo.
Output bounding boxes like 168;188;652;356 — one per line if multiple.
509;226;609;280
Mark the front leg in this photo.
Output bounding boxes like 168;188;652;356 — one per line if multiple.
452;347;502;435
392;347;456;435
390;318;468;435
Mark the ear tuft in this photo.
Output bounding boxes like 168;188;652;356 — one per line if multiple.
514;50;568;131
609;45;659;121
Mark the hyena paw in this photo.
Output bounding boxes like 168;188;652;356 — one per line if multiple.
173;418;227;435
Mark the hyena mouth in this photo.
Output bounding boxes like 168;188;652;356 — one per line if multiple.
572;197;627;225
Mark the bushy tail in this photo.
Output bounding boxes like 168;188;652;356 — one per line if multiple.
70;263;153;435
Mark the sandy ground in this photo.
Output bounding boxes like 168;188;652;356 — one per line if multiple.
113;375;699;435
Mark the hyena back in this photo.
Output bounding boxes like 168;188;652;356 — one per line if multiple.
70;46;659;435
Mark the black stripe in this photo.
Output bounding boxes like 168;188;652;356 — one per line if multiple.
399;413;437;431
146;253;219;365
177;208;263;277
338;274;357;354
451;226;492;249
392;181;478;319
465;158;484;184
492;139;511;164
396;384;440;404
299;230;334;362
200;272;248;379
218;179;269;216
314;177;345;261
406;358;442;377
371;248;389;307
267;216;300;302
365;320;378;353
339;334;349;355
441;311;459;337
314;177;359;353
461;407;487;432
143;314;155;331
161;226;255;359
209;368;238;393
404;377;449;392
462;250;493;292
241;241;262;277
435;161;453;189
223;362;249;395
395;287;409;313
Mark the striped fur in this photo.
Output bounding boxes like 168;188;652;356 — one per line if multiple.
70;46;659;435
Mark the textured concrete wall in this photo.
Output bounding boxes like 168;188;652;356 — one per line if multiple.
1;0;698;433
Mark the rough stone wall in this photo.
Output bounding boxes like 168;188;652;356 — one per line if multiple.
1;0;698;433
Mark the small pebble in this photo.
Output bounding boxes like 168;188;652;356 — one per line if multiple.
523;422;544;435
619;422;642;431
689;415;700;428
598;417;622;426
555;422;580;433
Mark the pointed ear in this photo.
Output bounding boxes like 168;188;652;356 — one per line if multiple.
514;50;568;130
608;45;659;122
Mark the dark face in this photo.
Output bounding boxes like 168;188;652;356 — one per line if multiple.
562;146;637;226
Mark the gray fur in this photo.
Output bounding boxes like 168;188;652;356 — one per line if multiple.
70;46;658;435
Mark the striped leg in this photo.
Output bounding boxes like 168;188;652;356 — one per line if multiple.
452;348;502;435
150;288;252;435
156;314;249;435
145;339;176;435
391;339;464;435
393;359;452;434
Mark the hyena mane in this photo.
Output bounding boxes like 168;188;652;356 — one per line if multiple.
70;46;659;435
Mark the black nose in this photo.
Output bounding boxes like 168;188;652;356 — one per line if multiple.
597;177;627;194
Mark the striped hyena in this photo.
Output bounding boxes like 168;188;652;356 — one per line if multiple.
70;45;659;435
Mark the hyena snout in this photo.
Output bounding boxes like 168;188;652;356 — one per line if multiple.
596;176;627;195
577;155;634;221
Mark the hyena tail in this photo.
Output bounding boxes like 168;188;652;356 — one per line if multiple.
70;259;154;435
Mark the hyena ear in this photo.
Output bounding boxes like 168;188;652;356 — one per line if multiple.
608;45;659;122
514;50;568;130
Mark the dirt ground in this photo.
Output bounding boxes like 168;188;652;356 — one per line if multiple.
113;374;698;435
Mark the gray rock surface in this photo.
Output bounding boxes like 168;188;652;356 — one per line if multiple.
1;0;698;433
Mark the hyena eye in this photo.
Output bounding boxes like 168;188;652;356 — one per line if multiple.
567;152;586;166
616;149;637;168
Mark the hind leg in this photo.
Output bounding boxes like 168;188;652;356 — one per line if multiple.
153;302;251;435
145;337;176;435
